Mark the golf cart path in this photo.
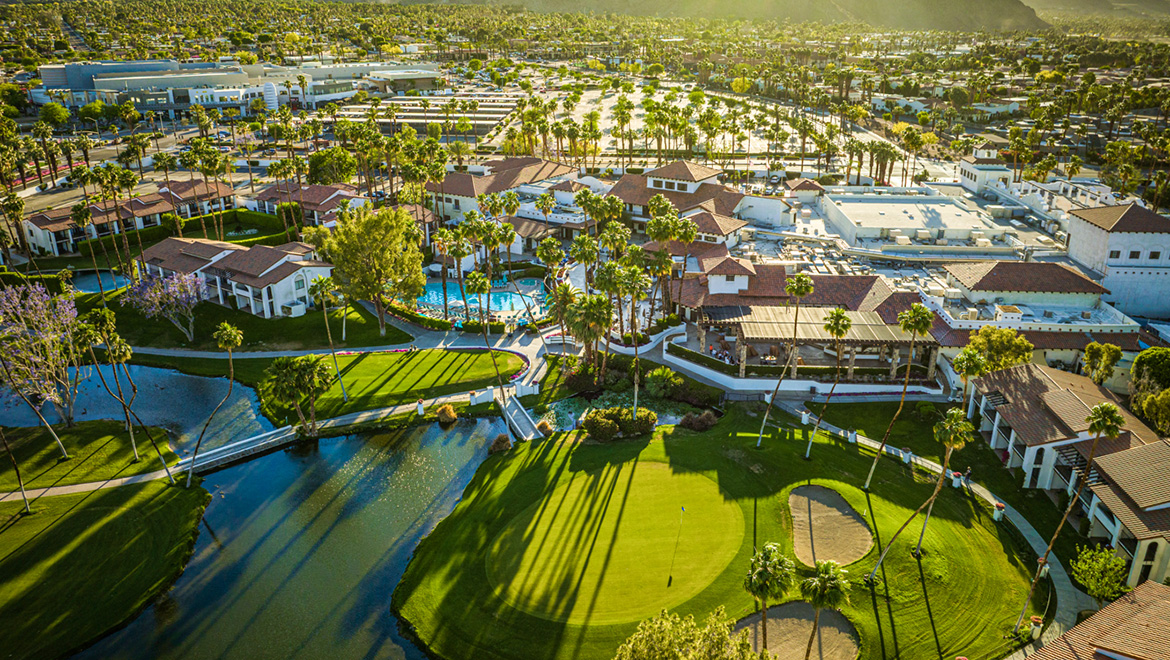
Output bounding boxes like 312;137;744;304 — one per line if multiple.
774;400;1096;657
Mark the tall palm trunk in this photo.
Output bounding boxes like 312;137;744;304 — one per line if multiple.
867;445;953;582
804;609;821;660
186;349;234;487
806;338;842;459
1014;430;1105;631
755;298;802;448
1;429;30;514
323;303;348;401
863;335;918;490
457;268;471;322
479;293;507;406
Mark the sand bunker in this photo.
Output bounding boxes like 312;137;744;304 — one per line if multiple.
734;601;860;660
788;485;873;567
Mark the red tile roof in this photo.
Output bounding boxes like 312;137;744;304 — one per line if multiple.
426;159;575;198
647;160;722;182
608;174;744;216
683;210;748;236
945;261;1109;295
1070;203;1170;234
1030;581;1170;660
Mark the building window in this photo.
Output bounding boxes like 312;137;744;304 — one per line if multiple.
653;179;663;188
1109;250;1121;259
724;275;735;282
1130;251;1141;259
664;181;675;190
1151;252;1162;260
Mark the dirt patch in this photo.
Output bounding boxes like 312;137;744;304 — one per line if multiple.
734;601;859;660
788;485;872;566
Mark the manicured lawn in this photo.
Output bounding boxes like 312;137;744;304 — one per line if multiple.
263;348;529;423
809;400;1084;571
1;420;178;491
0;482;209;660
393;406;1047;660
77;289;412;351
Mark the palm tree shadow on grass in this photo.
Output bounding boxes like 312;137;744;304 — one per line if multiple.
916;556;944;660
865;491;899;660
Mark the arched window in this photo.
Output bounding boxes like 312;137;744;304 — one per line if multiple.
1145;541;1159;562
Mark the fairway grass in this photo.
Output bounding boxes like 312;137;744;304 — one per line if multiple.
486;463;743;625
393;407;1046;660
0;420;179;491
0;482;209;660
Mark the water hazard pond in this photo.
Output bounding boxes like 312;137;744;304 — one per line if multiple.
74;416;506;660
4;365;505;659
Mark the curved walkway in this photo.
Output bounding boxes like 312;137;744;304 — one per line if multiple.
772;400;1096;657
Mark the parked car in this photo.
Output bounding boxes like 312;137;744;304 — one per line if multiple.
769;175;781;184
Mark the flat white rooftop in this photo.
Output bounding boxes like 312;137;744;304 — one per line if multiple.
827;194;998;233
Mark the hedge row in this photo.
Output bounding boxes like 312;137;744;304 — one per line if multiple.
388;301;454;331
75;209;291;258
0;268;65;294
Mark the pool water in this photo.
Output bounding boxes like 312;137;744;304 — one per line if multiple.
517;278;541;288
418;281;540;312
71;270;129;293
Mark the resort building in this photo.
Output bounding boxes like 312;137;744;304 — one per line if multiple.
609;161;745;231
958;142;1012;194
1030;580;1170;660
138;237;332;318
427;157;577;223
253;182;369;227
1066;203;1170;318
916;260;1143;391
23;177;234;257
969;364;1169;586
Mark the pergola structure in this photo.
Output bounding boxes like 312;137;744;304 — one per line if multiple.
699;306;940;380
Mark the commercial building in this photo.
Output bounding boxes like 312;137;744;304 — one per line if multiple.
821;191;1007;247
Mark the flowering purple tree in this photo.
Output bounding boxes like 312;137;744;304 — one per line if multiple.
0;284;90;454
124;273;202;342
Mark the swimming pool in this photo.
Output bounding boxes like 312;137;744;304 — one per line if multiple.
517;278;542;288
70;269;129;293
418;281;542;312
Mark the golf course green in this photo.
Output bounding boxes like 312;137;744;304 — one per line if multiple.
393;405;1048;660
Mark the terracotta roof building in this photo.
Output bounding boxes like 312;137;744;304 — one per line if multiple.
969;364;1169;584
139;237;332;319
254;182;369;226
425;157;576;222
1030;581;1170;660
1066;203;1170;318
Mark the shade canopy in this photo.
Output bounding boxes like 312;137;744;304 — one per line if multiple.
704;306;937;347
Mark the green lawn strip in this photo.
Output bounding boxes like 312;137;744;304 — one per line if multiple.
809;400;1083;570
0;482;210;660
76;289;411;351
393;406;1047;660
0;420;178;491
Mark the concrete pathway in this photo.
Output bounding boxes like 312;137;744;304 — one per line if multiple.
774;400;1096;655
0;467;176;503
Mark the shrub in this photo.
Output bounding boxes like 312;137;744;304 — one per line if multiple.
462;319;506;334
617;407;657;436
437;404;458;424
389;302;453;330
680;410;718;432
566;364;599;392
536;419;553;435
646;366;683;399
489;433;513;454
674;380;723;407
581;413;619;442
915;401;937;420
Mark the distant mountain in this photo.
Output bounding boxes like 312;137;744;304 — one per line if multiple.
1021;0;1170;15
512;0;1049;31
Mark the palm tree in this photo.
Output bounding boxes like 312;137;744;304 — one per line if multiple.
914;408;973;554
673;215;697;285
267;356;310;431
70;203;107;300
309;276;348;402
863;303;935;490
952;346;988;409
449;234;473;322
806;308;852;459
535;192;555;230
570;233;599;288
1013;402;1126;632
550;282;578;354
466;271;509;405
756;273;814;449
800;561;851;660
432;227;455;320
865;408;973;581
186;322;242;487
570;293;612;373
623;266;651;417
743;543;795;650
294;356;333;437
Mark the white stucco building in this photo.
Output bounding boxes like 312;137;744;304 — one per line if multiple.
1067;204;1170;318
